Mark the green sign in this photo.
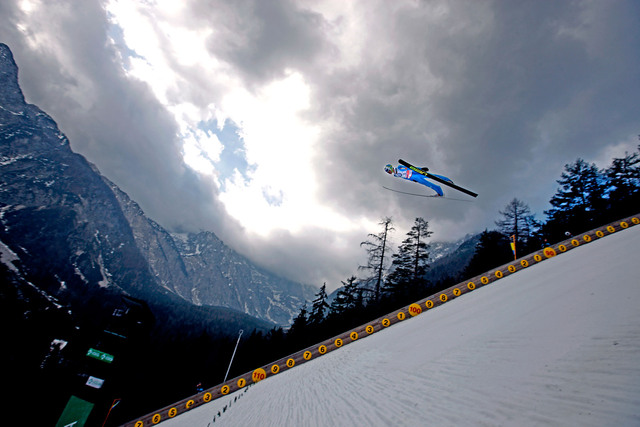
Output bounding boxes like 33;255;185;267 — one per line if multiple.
86;348;114;364
55;395;94;427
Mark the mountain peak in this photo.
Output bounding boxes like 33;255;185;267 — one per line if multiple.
0;43;26;107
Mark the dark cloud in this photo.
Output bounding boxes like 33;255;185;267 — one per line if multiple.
2;0;639;290
186;0;330;87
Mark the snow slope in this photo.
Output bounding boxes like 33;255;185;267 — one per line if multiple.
162;225;640;427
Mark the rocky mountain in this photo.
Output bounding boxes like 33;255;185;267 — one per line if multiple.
428;234;478;263
0;43;314;328
424;233;480;284
108;177;316;325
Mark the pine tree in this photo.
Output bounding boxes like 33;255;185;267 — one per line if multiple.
544;158;606;239
604;146;640;219
308;284;330;326
288;303;308;336
463;230;513;278
329;276;362;316
384;217;432;302
359;217;394;303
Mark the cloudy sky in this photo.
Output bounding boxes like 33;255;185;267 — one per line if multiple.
1;0;639;291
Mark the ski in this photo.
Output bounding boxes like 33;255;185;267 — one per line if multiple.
382;186;472;202
398;159;478;198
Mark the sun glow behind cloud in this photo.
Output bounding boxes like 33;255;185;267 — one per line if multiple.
217;72;360;235
105;0;361;238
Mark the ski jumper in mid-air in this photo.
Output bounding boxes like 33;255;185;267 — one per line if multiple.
384;159;478;198
384;164;453;197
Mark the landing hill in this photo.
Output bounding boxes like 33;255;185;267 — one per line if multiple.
162;223;640;426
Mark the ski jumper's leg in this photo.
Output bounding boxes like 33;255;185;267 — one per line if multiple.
431;173;453;183
410;175;444;196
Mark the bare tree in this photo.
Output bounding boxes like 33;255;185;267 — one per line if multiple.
495;198;537;247
359;217;394;303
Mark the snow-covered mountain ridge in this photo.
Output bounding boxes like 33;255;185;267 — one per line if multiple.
427;233;477;262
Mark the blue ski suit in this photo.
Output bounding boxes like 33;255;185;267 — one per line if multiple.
385;164;452;197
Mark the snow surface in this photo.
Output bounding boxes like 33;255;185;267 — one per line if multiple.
0;239;19;272
162;225;640;427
